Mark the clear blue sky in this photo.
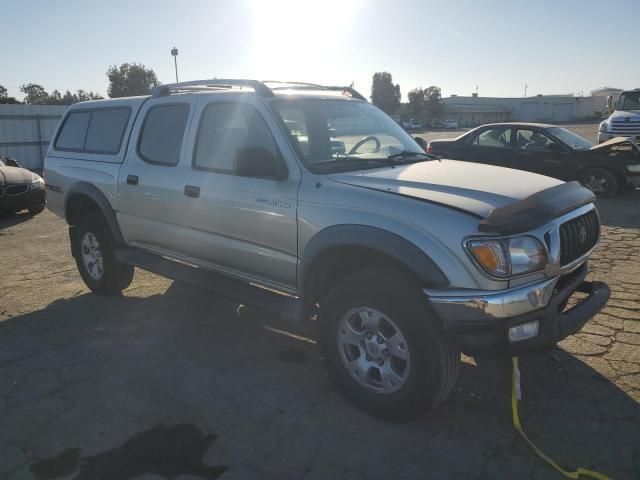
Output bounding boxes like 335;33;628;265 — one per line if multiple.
3;0;638;100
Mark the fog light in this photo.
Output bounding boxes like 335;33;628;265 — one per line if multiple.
508;321;539;342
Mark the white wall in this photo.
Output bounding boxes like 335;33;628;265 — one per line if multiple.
0;104;68;170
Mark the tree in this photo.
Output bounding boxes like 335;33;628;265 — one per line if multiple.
424;86;444;120
107;63;159;98
370;72;401;115
407;87;426;120
40;89;103;105
20;83;49;105
0;84;20;104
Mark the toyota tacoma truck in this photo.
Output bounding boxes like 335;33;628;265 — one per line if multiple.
44;80;610;420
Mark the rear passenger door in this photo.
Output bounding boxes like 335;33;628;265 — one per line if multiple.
179;97;300;291
117;97;197;255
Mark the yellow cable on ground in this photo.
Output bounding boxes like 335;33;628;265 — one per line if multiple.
511;357;612;480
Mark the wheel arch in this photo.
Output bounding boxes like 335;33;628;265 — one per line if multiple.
64;182;124;245
299;225;449;306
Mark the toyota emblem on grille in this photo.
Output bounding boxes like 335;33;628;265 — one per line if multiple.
578;225;587;244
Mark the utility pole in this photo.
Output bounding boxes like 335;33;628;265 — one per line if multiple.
524;83;528;97
171;47;179;83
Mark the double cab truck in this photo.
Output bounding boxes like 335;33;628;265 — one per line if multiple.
44;80;610;419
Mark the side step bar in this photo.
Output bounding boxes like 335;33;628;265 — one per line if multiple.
115;248;303;321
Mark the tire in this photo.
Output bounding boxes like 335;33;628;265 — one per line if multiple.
578;168;618;198
73;215;134;295
28;202;45;215
318;268;460;421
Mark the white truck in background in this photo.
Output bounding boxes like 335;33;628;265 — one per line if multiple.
599;89;640;143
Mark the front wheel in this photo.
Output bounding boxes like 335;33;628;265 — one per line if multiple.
72;216;134;295
578;168;618;198
318;269;460;420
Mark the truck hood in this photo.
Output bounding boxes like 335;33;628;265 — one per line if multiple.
0;166;35;185
328;159;562;218
609;110;640;120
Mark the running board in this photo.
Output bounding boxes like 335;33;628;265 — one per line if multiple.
115;247;302;320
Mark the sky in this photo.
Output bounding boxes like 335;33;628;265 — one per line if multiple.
3;0;639;101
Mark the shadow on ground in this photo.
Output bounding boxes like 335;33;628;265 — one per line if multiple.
595;189;640;228
1;282;638;479
0;211;37;231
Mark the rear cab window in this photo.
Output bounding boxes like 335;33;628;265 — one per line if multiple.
50;100;144;162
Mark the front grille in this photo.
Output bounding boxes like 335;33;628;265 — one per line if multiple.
5;184;28;196
611;119;640;135
559;210;599;265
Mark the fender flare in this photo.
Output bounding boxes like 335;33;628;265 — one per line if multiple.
64;182;125;245
298;225;449;299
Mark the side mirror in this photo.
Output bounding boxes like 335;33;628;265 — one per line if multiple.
234;146;287;180
414;136;428;152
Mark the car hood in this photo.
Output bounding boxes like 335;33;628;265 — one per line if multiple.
590;137;640;153
328;159;562;218
0;166;35;185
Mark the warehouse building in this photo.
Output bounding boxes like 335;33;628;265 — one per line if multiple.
442;93;607;127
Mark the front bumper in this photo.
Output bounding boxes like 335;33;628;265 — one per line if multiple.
0;187;46;212
425;264;610;356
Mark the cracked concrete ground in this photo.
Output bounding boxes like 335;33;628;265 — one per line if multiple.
1;190;639;479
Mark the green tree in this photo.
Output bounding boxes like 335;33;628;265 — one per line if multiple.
20;83;49;104
0;84;20;104
45;89;103;105
407;87;426;121
107;63;159;98
424;86;444;120
370;72;401;115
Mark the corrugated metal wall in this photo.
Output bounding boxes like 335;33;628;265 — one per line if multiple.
0;104;68;171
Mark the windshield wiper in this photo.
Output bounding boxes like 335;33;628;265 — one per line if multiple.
386;150;434;161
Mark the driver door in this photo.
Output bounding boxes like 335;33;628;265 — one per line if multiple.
512;128;572;180
464;126;514;167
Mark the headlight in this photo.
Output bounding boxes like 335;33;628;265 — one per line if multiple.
30;178;44;190
466;236;547;278
599;122;609;133
627;165;640;173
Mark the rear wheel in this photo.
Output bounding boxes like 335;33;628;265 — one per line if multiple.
578;168;618;198
73;216;134;294
318;269;460;420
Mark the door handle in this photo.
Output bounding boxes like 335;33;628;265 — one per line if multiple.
126;175;139;185
184;185;200;198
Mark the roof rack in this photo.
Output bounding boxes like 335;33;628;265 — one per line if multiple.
152;79;274;98
151;79;367;102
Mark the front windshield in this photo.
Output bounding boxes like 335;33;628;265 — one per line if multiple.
618;91;640;111
272;98;426;171
546;127;593;151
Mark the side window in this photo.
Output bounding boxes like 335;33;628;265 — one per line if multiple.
193;103;279;174
516;129;556;152
85;108;130;154
279;108;310;157
138;104;190;166
55;111;91;151
470;127;512;148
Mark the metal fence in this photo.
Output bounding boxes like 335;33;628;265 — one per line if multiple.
0;104;68;171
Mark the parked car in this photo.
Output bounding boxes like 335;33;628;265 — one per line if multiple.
444;120;458;129
409;119;423;130
0;155;46;215
427;122;640;197
599;88;640;143
45;80;608;419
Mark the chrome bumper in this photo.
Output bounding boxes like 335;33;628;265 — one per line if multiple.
424;277;558;323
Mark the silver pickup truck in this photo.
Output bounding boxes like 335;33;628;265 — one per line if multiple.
44;80;609;419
